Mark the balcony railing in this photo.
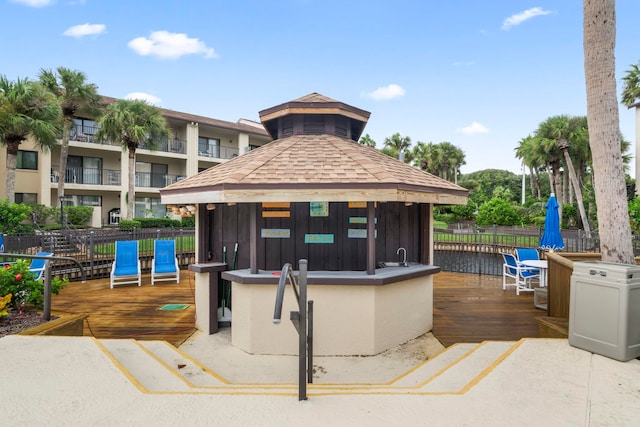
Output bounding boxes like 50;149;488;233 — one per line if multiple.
51;168;184;188
140;137;187;154
68;125;119;147
135;172;185;188
198;145;239;160
51;167;122;185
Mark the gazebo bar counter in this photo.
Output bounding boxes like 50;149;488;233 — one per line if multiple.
161;93;468;356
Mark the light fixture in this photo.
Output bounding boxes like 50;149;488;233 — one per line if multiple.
206;203;216;211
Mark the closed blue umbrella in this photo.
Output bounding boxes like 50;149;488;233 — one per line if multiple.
539;193;564;251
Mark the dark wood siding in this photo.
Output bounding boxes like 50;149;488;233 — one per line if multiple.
303;115;325;134
209;202;424;271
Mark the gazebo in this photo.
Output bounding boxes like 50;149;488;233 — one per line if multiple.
161;93;468;355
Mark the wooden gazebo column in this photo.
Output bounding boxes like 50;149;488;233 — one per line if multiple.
367;202;376;275
250;203;258;274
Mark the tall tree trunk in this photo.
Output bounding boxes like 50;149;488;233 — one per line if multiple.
584;0;634;263
551;163;563;221
5;140;20;204
56;121;71;200
528;167;536;198
127;149;136;220
561;145;591;237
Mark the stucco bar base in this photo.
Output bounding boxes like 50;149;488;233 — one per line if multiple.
231;276;433;356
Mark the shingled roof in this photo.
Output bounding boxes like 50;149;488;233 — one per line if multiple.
160;133;468;205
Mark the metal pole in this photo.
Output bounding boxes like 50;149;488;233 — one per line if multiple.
298;259;307;401
43;259;52;321
307;300;313;384
59;196;64;228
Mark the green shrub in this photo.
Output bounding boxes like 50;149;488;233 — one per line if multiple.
629;197;640;234
0;260;67;309
119;219;141;230
32;204;56;225
181;216;195;228
65;206;93;227
135;218;181;228
476;198;522;226
0;200;32;235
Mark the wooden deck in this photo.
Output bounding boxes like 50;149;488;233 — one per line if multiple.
432;272;542;347
52;272;197;347
51;270;543;348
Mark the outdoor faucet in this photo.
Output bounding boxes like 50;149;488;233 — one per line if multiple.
397;247;407;266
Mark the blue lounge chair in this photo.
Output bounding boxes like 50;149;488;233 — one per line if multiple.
151;240;180;285
501;252;540;295
110;241;142;288
29;252;54;281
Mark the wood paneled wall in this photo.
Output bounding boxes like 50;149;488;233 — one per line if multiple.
206;202;425;271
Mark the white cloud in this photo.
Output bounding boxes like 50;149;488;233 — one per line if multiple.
502;7;552;30
124;92;162;105
362;84;406;100
8;0;53;7
63;23;106;38
128;31;217;59
459;122;489;136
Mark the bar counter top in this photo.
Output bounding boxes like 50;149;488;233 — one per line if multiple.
221;263;440;286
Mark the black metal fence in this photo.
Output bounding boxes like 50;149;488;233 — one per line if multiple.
433;225;640;276
4;224;639;280
1;228;195;281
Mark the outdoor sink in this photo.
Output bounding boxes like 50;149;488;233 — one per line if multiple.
378;261;409;268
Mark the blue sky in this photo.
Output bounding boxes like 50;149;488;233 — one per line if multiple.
2;0;639;175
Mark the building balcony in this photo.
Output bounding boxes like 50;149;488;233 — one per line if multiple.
51;168;185;189
140;137;187;154
198;146;239;160
135;172;185;188
51;167;121;186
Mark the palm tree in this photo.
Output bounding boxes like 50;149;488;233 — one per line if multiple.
621;61;640;108
515;135;545;199
584;0;634;263
94;99;168;220
382;132;412;163
358;133;376;147
39;67;101;201
536;115;591;237
0;76;62;203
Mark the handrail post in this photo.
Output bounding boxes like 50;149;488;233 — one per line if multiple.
43;259;52;321
298;259;307;401
272;259;312;401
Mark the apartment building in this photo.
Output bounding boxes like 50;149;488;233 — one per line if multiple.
0;99;272;226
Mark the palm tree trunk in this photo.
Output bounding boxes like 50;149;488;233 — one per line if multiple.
5;141;19;204
127;149;136;220
584;0;634;263
551;164;563;220
56;122;71;199
562;147;591;238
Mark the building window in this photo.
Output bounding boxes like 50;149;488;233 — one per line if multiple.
198;137;220;157
17;151;38;170
135;161;168;188
71;117;99;141
60;195;102;207
67;155;103;184
15;193;37;204
135;197;166;218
